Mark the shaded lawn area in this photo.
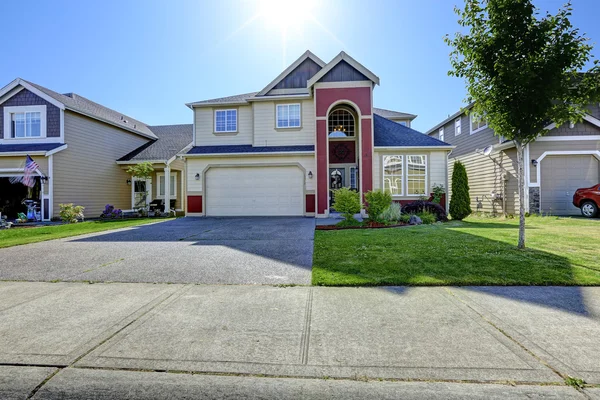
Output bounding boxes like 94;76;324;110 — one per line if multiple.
312;216;600;286
0;218;174;249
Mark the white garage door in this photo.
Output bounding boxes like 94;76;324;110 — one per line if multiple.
541;155;599;215
205;166;304;216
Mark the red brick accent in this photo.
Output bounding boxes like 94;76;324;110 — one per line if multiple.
360;118;373;196
187;195;202;213
305;194;316;213
315;87;372;117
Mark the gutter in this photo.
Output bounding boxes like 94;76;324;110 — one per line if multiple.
182;151;315;158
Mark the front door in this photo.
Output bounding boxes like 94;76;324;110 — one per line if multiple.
329;168;345;207
132;178;152;210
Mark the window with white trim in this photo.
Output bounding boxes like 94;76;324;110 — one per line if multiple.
438;127;444;142
157;173;177;198
383;155;403;196
4;105;46;139
406;155;427;195
470;113;487;134
276;104;301;128
350;167;357;189
214;109;237;132
455;118;461;136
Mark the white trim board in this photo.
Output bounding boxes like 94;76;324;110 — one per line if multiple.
307;51;380;88
530;150;600;187
0;79;65;109
535;135;600;142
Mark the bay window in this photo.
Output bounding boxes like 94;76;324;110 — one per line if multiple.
383;155;428;197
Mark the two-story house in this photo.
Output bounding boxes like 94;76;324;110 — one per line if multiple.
0;79;192;221
183;51;453;217
427;104;600;216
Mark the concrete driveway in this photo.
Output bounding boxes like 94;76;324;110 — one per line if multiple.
0;217;315;284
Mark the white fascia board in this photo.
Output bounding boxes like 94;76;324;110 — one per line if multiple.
45;144;68;156
246;94;312;102
1;79;66;110
116;159;167;165
186;101;249;109
374;146;455;151
0;151;47;157
256;50;326;96
182;151;315;158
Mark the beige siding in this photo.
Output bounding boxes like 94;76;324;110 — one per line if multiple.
194;106;252;146
253;99;315;146
0;155;48;173
186;155;315;194
529;139;600;184
448;150;519;215
430;113;500;158
373;150;449;199
53;111;150;217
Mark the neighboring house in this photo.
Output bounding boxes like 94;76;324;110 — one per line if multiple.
0;79;192;220
183;51;453;217
426;104;600;216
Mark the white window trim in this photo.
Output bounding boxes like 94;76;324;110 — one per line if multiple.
214;109;237;133
276;103;301;129
438;127;444;142
382;155;404;197
406;155;428;196
455;118;461;136
3;105;47;140
470;113;488;135
157;172;177;199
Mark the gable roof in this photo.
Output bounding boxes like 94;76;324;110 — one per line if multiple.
117;124;193;163
256;50;325;96
425;104;474;135
0;78;157;140
307;51;380;87
373;114;452;148
373;107;417;121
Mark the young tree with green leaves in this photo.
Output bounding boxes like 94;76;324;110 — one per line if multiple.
445;0;600;248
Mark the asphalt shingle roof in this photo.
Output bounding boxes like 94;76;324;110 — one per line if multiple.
187;92;259;106
0;143;64;153
23;80;157;139
187;145;314;155
373;114;451;147
373;107;417;120
118;124;193;162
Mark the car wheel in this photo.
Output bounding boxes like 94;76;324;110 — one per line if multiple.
580;201;598;218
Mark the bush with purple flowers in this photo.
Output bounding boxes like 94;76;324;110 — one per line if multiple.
100;204;123;219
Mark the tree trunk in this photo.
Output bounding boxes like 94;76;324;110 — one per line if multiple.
515;141;526;249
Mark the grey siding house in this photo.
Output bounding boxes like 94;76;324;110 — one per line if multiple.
0;78;192;220
427;105;600;216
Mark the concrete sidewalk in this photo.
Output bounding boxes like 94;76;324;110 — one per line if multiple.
0;282;599;398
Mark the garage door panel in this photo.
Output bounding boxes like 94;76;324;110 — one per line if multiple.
541;155;599;215
206;166;304;216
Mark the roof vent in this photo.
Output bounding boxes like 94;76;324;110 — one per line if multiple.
62;93;74;98
133;124;137;129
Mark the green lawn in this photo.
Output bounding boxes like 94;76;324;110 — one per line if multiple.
0;218;173;249
313;215;600;286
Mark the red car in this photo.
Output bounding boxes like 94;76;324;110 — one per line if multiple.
573;184;600;218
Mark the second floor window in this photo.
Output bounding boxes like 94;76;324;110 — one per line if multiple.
276;104;301;128
215;109;237;132
455;118;461;136
328;108;355;137
12;112;41;138
438;127;444;142
470;113;487;134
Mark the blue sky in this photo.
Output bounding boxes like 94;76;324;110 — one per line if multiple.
1;0;599;132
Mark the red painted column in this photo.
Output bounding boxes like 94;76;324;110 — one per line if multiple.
361;118;373;196
316;119;328;214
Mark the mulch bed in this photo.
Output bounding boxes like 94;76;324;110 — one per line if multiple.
316;222;408;230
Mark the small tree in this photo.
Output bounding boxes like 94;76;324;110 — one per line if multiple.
446;0;600;248
332;188;361;222
449;161;472;220
126;162;154;213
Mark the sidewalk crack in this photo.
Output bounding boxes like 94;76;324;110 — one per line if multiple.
299;288;314;365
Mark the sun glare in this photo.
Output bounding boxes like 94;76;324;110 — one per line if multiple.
258;0;316;32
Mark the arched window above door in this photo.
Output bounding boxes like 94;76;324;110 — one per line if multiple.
328;108;355;137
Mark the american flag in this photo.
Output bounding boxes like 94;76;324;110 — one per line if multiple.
10;155;39;187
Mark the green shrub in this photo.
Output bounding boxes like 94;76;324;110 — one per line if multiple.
336;218;363;228
380;202;402;223
431;183;446;204
449;161;472;220
59;203;85;224
332;188;362;221
364;190;392;222
400;211;436;225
